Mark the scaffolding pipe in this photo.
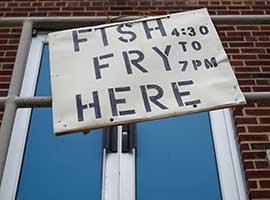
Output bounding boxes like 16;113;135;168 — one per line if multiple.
0;20;33;186
0;92;269;108
0;15;270;28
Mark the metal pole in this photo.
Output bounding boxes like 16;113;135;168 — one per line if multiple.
0;93;269;108
0;15;270;28
244;92;270;101
0;20;32;185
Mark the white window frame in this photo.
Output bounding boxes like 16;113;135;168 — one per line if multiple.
0;34;247;200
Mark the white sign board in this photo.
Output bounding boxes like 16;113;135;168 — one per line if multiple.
49;8;246;136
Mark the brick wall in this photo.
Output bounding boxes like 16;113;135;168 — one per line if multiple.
0;1;270;199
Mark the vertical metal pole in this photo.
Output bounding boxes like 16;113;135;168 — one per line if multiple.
0;20;32;185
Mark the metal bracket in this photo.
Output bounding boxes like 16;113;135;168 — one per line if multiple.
103;126;118;153
121;124;136;153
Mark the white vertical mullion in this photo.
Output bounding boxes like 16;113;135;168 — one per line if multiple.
101;125;136;200
101;127;120;200
119;127;136;200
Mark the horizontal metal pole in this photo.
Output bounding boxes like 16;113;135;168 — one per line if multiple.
0;15;270;28
14;96;52;108
0;92;269;108
244;92;270;101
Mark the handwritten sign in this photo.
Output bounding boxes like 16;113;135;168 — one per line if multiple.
48;8;246;135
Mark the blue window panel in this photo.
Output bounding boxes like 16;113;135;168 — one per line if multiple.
16;44;103;200
136;112;222;200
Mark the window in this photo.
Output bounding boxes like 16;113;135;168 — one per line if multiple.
0;34;247;200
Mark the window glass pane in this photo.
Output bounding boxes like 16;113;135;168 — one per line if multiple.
136;112;222;200
16;44;103;200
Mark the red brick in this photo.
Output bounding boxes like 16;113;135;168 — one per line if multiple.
0;90;8;97
10;28;21;33
29;12;47;17
242;151;266;159
13;7;36;12
0;8;12;12
0;45;18;50
128;2;139;6
256;42;270;47
258;54;270;59
18;2;30;7
262;67;270;72
221;1;231;5
116;2;127;6
241;10;265;14
237;126;247;133
246;60;270;66
67;2;80;7
2;64;13;70
249;190;270;198
236;117;258;124
120;11;141;16
72;12;95;16
256;80;270;85
224;48;240;54
56;2;67;7
251;143;270;150
246;170;270;179
240;86;252;92
260;180;270;188
5;12;28;17
248;180;258;190
253;31;270;36
111;6;134;11
259;117;270;124
217;26;235;31
0;40;7;44
239;134;269;142
0;83;10;88
48;12;72;16
230;42;254;47
236;26;260;31
216;10;240;15
255;161;269;169
260;26;270;30
31;2;42;6
235;67;260;72
257;102;270;107
244;161;255;169
247;126;270;132
232;55;257;60
0;57;15;62
240;143;251;151
222;37;244;42
63;7;84;11
228;5;251;10
241;48;265;53
227;31;251;37
0;71;12;76
234;108;244;115
7;3;18;7
37;7;60;11
253;86;270;92
0;76;11;82
245;36;258;42
210;1;220;5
